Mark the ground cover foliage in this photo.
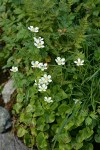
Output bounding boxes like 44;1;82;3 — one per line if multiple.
0;0;100;149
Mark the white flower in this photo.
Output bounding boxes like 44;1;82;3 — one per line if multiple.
74;58;84;66
41;74;52;84
55;57;65;65
35;79;43;86
31;61;47;71
34;37;43;42
34;37;45;48
38;63;47;71
38;78;43;85
28;26;39;32
34;41;44;48
35;74;52;92
38;74;52;85
10;66;18;72
73;99;82;104
38;84;47;92
31;61;40;68
44;97;53;103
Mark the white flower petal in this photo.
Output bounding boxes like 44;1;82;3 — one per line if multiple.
74;58;84;66
38;84;47;92
62;58;65;61
77;58;81;62
44;96;53;103
10;66;18;72
74;61;77;64
81;60;84;63
28;26;39;32
31;61;35;65
55;57;65;65
57;57;61;60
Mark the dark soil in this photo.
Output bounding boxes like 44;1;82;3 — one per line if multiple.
94;142;100;150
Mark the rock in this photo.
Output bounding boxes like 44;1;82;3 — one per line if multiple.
0;106;12;133
0;132;33;150
2;79;16;103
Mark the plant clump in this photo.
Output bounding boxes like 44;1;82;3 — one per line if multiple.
0;0;100;150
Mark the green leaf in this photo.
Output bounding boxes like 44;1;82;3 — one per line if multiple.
51;102;59;111
13;103;22;114
24;133;34;146
26;104;34;113
54;89;68;102
17;93;24;102
17;127;27;137
0;5;6;12
73;142;83;150
58;103;71;116
34;105;44;117
93;10;99;16
76;127;93;143
64;121;74;131
19;112;32;124
85;117;92;125
90;112;97;119
36;132;47;148
81;143;93;150
44;112;55;123
57;133;71;144
37;117;45;131
95;134;100;143
14;8;22;14
30;127;37;136
16;28;29;40
75;115;85;127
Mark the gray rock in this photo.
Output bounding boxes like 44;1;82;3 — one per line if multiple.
2;79;16;103
0;132;32;150
0;106;12;133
